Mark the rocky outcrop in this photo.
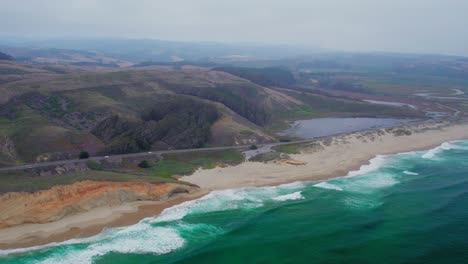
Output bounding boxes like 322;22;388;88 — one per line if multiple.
0;135;17;162
0;181;197;228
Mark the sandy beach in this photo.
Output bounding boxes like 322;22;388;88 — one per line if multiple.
182;121;468;189
1;120;468;249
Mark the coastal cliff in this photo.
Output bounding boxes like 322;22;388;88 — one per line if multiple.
0;180;197;228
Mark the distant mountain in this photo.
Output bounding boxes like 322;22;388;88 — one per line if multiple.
0;52;13;61
0;38;320;63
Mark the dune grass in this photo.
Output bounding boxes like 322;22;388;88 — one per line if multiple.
273;144;302;154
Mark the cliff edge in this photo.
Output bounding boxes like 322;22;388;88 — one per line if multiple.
0;180;197;228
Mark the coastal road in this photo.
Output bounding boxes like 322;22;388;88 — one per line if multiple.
0;118;451;173
0;140;318;173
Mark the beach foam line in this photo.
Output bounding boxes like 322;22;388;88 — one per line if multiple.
313;182;343;191
422;142;452;159
277;181;307;190
1;182;310;259
3;222;225;264
37;225;187;264
346;155;388;177
0;223;188;264
150;181;309;224
422;141;468;159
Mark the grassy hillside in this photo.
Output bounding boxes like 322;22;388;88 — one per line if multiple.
0;66;281;163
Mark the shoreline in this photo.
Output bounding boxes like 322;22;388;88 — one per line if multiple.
1;121;468;250
181;121;468;190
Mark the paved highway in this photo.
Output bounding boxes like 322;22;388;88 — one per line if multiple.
0;118;457;173
0;140;317;172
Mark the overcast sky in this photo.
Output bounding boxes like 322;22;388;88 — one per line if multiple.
1;0;468;56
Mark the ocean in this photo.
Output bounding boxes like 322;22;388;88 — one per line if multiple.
1;140;468;264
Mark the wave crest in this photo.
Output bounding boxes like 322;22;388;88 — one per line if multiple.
422;141;468;159
347;155;388;177
273;192;304;201
314;182;343;191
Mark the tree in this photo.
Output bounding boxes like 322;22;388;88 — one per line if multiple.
79;151;90;159
138;160;151;168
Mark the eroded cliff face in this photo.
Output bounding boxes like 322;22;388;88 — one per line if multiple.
0;181;197;228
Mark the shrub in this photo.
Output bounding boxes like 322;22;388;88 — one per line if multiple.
240;130;255;135
138;160;151;168
86;160;103;170
79;151;90;159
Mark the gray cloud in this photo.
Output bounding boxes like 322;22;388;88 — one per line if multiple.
1;0;468;56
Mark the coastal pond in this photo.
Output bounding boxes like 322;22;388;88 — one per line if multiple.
278;117;416;139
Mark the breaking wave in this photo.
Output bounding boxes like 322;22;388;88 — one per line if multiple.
314;182;343;191
347;155;388;177
422;141;468;159
273;192;304;201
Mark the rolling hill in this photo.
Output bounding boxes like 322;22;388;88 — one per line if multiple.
0;61;423;166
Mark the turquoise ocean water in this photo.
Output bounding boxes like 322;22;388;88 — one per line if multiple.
1;140;468;264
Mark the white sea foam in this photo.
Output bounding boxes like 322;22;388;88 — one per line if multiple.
343;196;383;209
37;226;186;264
347;155;388;177
149;188;268;224
364;173;399;188
1;183;311;261
272;191;304;201
0;224;188;263
422;142;451;159
277;181;307;190
0;230;110;256
342;172;399;195
150;183;310;224
313;182;343;191
403;171;419;175
422;141;468;159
